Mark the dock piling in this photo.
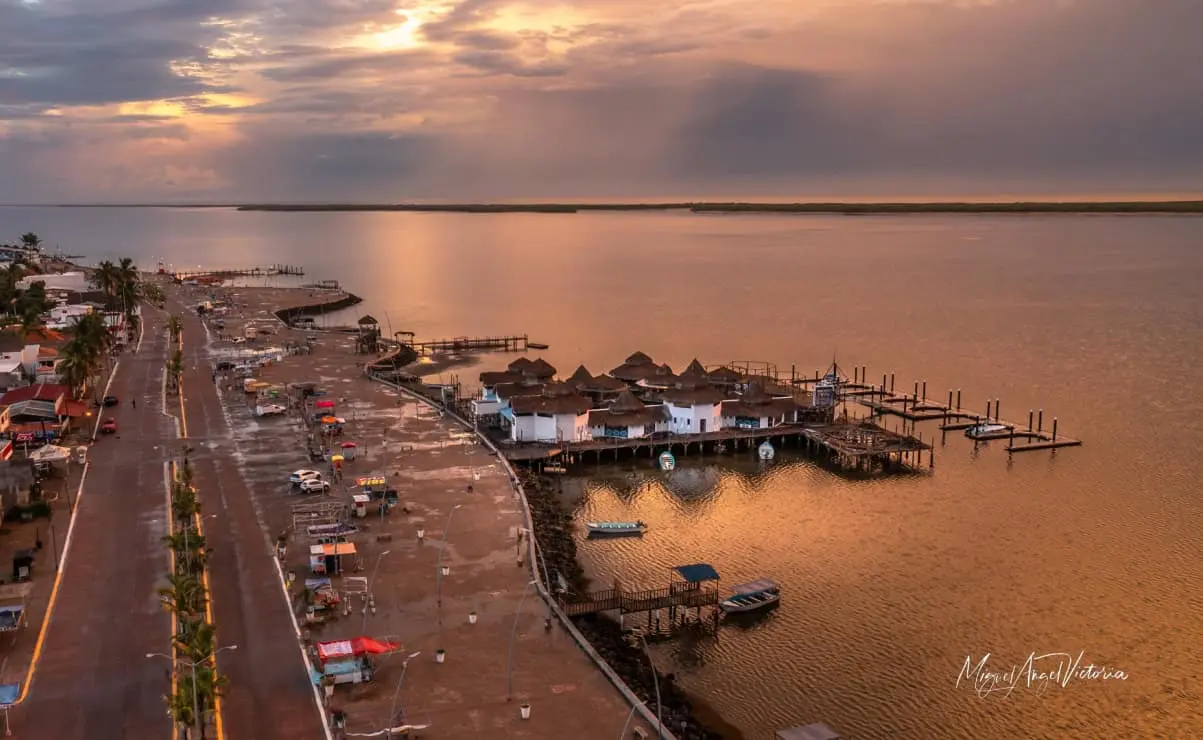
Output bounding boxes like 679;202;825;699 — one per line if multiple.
1037;409;1043;433
1052;418;1058;441
1028;410;1034;432
956;389;961;410
994;399;1001;422
890;373;895;393
922;381;927;401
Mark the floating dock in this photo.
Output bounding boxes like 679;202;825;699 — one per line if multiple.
405;334;530;353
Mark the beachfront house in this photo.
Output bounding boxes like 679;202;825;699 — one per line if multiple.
655;361;728;434
720;381;799;429
17;271;89;294
507;382;593;443
587;390;668;439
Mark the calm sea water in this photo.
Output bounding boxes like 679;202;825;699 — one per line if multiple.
5;206;1202;738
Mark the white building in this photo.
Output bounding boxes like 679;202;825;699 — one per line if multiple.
18;271;89;293
720;382;799;429
506;383;593;443
660;382;726;435
587;390;668;440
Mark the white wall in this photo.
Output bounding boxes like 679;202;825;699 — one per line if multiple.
665;402;721;434
510;413;559;442
555;412;591;442
472;399;502;415
588;422;652;440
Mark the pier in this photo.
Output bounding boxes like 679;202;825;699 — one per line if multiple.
404;334;530;353
172;264;304;281
559;564;722;631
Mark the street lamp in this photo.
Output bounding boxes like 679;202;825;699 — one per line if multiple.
147;645;238;740
361;550;391;632
385;651;422;739
435;504;463;611
519;527;554;615
633;631;663;740
505;579;538;702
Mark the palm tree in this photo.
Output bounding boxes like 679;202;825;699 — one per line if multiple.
56;346;90;397
159;573;207;617
92;261;119;297
163;684;197;740
171;484;200;521
19;232;41;252
168;315;184;344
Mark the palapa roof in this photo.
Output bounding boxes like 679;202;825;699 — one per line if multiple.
566;365;593;388
510;393;592;415
707;366;741;383
624;351;653;365
588;391;669;427
542;381;578;397
356;315;378;325
479;370;524;386
493;382;545;400
660;384;727;406
580;373;627;392
507;357;534;372
722;381;799;417
525;358;557;378
680;359;708;378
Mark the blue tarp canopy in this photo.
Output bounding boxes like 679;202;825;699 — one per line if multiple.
0;683;19;707
674;563;720;583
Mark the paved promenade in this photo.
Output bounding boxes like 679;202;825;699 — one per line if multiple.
14;310;176;739
169;290;326;740
187;285;651;739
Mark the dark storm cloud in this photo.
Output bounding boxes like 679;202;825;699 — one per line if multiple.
0;0;252;108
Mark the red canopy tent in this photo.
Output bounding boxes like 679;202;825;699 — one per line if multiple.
316;636;400;663
315;400;336;409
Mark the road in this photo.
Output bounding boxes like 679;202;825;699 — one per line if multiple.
172;298;325;740
14;310;176;739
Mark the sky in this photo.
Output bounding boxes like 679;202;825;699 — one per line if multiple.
1;0;1202;202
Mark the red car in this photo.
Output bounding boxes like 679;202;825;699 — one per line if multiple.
100;418;118;434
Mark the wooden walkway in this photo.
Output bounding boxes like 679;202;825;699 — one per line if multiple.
173;264;304;280
559;584;720;617
856;394;1082;453
407;334;529;352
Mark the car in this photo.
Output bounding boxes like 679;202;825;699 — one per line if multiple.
289;469;322;486
299;478;331;493
256;404;287;417
102;395;119;407
100;418;118;434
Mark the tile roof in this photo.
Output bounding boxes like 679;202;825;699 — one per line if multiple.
0;383;69;406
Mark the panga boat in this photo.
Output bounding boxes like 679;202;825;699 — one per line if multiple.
720;578;781;613
758;441;776;461
965;422;1009;439
658;451;676;471
586;521;647;537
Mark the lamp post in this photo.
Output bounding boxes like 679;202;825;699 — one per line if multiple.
637;631;663;740
385;651;422;739
505;579;538;701
147;645;238;739
361;549;391;632
519;527;553;613
434;504;462;615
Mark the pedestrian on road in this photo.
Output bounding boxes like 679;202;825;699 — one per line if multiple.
131;398;136;409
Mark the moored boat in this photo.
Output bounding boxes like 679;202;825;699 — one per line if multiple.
758;441;776;461
720;578;781;613
658;451;676;471
965;422;1009;439
586;521;647;537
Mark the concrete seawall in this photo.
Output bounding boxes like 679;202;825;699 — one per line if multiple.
273;292;363;324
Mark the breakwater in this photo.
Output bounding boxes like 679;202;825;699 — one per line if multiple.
273;292;363;324
521;472;734;740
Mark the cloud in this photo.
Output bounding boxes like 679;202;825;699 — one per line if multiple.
2;0;1203;201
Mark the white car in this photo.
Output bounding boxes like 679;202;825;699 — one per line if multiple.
299;478;331;493
289;469;322;486
256;404;287;417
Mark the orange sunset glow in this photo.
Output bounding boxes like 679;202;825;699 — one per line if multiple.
2;0;1202;201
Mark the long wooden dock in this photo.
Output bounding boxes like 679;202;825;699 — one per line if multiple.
854;387;1082;453
173;264;304;280
406;334;529;353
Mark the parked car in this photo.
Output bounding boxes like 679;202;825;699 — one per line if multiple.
102;395;119;407
256;404;287;417
299;478;331;493
289;469;322;486
100;418;118;434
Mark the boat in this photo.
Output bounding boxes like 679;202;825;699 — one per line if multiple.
758;441;776;461
720;579;781;613
965;422;1009;439
586;521;647;537
658;451;676;471
528;342;550;350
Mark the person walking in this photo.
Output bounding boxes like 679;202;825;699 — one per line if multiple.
131;398;136;409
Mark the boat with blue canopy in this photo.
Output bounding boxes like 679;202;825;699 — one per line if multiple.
720;578;781;613
586;521;647;537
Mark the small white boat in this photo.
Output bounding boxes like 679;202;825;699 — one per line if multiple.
758;441;776;461
965;422;1009;439
720;578;781;613
658;451;676;471
586;521;647;537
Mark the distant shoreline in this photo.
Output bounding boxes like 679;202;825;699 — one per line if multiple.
238;201;1203;214
9;200;1203;214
